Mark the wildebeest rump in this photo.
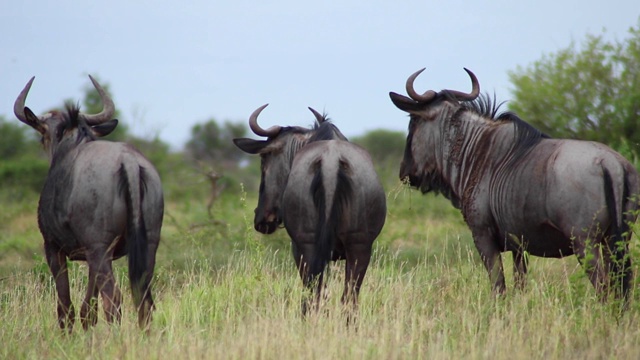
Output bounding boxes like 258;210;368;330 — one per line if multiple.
14;76;164;330
234;105;386;315
389;68;638;301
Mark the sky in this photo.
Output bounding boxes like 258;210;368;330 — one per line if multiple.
1;1;638;150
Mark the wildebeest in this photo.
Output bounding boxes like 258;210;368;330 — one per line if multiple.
389;68;638;302
14;76;164;330
233;105;386;315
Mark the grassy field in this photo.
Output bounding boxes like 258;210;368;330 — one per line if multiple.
2;179;640;359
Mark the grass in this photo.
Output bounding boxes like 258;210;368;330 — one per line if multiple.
2;182;640;359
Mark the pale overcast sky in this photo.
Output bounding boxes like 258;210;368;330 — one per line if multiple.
1;1;637;149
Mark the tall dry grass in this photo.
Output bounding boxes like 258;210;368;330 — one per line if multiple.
2;185;640;359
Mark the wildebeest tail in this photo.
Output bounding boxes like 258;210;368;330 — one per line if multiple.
310;158;353;279
118;163;150;308
602;167;633;299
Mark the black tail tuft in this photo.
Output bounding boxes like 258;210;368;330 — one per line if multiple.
310;159;327;278
309;159;353;280
603;168;632;300
118;164;150;308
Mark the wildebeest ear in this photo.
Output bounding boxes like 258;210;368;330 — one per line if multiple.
233;138;269;154
389;92;424;113
23;107;47;134
91;119;119;137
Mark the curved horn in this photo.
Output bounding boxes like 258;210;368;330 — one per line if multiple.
405;68;437;103
308;107;325;124
249;104;281;137
83;75;115;125
446;68;480;101
14;76;36;124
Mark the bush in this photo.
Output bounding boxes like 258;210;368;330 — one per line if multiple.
0;157;48;195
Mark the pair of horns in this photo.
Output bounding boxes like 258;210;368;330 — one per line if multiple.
14;75;115;126
405;68;480;102
250;68;479;136
249;105;325;137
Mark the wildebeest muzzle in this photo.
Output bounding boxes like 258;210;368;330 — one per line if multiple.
254;207;282;234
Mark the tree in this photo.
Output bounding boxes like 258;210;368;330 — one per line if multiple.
352;129;406;185
508;18;640;155
352;129;405;164
0;116;48;195
0;116;40;159
185;118;248;169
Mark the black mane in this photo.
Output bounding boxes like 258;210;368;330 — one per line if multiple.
272;114;347;166
311;112;331;129
461;93;551;162
278;112;334;137
63;102;81;128
461;93;550;138
63;101;97;143
307;112;348;142
309;120;344;142
461;92;506;120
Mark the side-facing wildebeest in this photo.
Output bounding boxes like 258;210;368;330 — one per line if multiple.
389;68;639;302
14;76;164;331
233;105;386;315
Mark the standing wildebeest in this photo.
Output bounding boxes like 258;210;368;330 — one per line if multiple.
14;76;164;331
389;68;638;301
233;105;386;315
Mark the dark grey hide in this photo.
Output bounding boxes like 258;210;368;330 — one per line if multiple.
14;76;164;331
234;105;386;315
389;68;638;302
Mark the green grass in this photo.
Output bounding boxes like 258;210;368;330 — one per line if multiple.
2;183;640;359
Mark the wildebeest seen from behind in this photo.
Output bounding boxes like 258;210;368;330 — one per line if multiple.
389;68;638;302
14;76;164;331
233;105;386;316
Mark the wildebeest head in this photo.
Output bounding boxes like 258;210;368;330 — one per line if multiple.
233;104;346;234
389;68;479;192
13;76;118;162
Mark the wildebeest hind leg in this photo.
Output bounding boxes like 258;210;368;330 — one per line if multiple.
44;242;75;332
96;260;122;324
293;243;325;316
80;260;100;330
138;240;159;330
605;228;633;303
575;241;610;300
342;243;372;324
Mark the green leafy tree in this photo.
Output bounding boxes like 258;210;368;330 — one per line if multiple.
508;19;640;156
0;116;40;159
352;129;406;185
186;118;248;169
352;129;406;164
0;116;48;195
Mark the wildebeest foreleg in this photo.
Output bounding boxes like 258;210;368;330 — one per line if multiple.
513;251;528;291
44;242;75;332
472;229;506;295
